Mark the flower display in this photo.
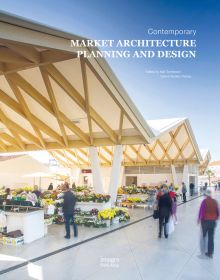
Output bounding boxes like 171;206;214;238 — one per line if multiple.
98;208;116;220
118;186;159;195
14;186;34;194
41;198;54;207
76;193;110;203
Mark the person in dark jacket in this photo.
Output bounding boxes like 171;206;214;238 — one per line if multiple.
189;183;195;196
48;183;53;191
158;187;172;238
182;182;187;202
62;182;78;239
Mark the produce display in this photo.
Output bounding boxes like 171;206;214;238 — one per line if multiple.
0;185;130;229
118;185;159;195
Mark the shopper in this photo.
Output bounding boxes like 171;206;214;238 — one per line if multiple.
156;185;164;201
198;189;219;258
32;185;41;198
48;183;53;191
169;189;178;225
5;188;12;200
189;183;195;196
158;187;172;238
62;182;78;239
182;182;187;202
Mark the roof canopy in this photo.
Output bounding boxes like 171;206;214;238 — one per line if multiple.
0;12;207;168
0;12;153;153
50;118;203;167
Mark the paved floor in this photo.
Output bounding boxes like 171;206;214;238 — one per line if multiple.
0;206;152;272
1;194;220;280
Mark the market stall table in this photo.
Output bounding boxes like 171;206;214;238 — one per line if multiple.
5;208;44;244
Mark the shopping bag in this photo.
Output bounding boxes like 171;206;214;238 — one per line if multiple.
153;209;159;219
200;230;208;254
168;216;175;234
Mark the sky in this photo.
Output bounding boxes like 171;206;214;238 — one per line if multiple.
0;0;220;159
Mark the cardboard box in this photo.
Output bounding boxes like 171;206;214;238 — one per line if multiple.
1;236;24;246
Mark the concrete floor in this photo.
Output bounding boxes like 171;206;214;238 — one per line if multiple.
1;194;220;280
0;206;152;272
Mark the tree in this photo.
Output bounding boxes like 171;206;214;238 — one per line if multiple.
205;169;214;186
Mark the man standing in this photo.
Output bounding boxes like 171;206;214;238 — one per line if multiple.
158;186;172;238
189;182;195;196
198;189;219;258
62;182;78;239
182;182;187;202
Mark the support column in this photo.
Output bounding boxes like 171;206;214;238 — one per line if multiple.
89;147;104;194
171;165;178;188
108;145;123;205
70;168;81;187
182;164;189;193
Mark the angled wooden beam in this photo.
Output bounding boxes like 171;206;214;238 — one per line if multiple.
6;76;46;149
49;151;69;168
183;123;199;160
0;133;22;148
80;57;93;145
144;143;158;162
40;67;68;147
174;138;190;161
45;64;117;143
102;146;112;156
0;138;8;152
0;109;25;150
168;131;184;160
67;149;89;165
0;47;33;64
7;72;90;145
0;108;41;148
157;139;172;161
40;50;77;64
56;150;78;166
123;146;135;163
4;43;40;63
84;58;143;138
129;145;146;163
0;88;64;147
98;147;111;165
189;151;196;160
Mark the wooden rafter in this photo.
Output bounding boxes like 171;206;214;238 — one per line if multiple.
174;138;190;161
0;138;8;152
4;43;40;64
45;64;118;143
0;108;26;150
7;72;90;145
85;58;143;139
0;42;76;75
54;150;75;167
40;67;68;147
68;149;89;165
6;76;46;149
0;88;64;146
80;57;93;145
189;151;196;160
157;139;172;161
123;146;135;163
98;147;111;164
129;145;146;163
49;151;69;168
0;133;22;148
144;143;158;162
0;46;32;65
